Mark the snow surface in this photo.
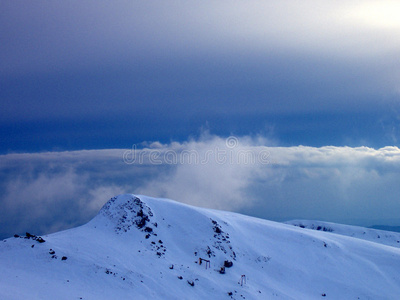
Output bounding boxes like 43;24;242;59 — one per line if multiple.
285;220;400;248
1;194;400;299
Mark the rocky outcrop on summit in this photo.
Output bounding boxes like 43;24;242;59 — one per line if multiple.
98;195;155;234
95;194;165;256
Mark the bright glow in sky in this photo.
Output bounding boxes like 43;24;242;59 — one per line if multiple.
348;1;400;29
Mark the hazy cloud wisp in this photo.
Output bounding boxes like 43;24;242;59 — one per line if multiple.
1;136;400;239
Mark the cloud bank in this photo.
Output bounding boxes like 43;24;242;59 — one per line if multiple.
1;135;400;239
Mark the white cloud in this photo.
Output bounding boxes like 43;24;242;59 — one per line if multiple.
133;139;400;226
2;136;400;239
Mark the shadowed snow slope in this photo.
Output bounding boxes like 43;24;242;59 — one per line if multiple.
285;219;400;248
1;194;400;299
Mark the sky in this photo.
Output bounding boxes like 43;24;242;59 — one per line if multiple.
1;1;400;239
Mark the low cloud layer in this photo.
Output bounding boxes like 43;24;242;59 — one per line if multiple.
1;135;400;239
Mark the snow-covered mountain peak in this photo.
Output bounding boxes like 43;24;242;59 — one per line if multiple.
90;194;237;261
94;194;155;234
2;194;400;299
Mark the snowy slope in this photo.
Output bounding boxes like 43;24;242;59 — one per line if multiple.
1;194;400;300
285;219;400;248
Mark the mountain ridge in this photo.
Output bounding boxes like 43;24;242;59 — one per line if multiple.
1;194;400;299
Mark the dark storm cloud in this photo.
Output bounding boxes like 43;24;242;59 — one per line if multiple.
2;135;400;239
1;1;400;125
